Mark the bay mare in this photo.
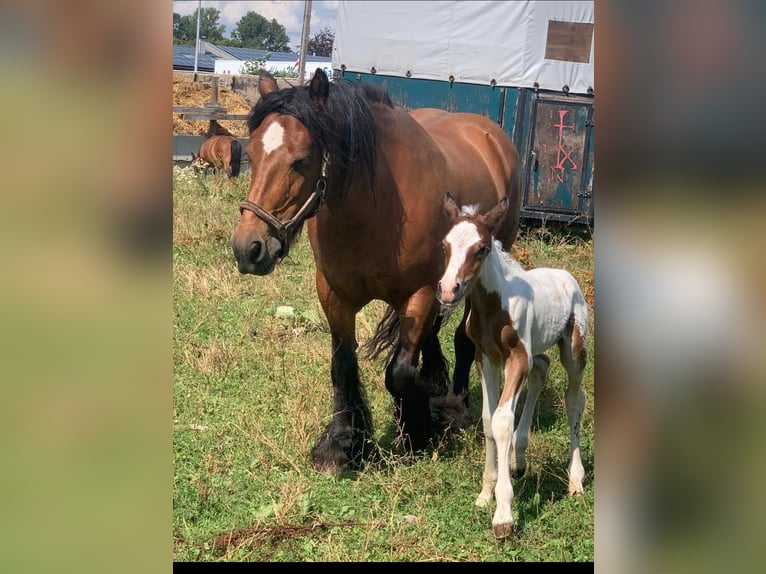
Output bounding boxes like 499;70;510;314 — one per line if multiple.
231;69;521;475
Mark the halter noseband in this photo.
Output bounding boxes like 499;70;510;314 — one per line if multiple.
239;152;329;249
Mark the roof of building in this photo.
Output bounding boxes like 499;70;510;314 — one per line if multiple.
172;44;216;72
172;43;331;71
217;46;330;64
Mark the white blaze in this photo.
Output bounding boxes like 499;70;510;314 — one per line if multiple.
261;122;285;154
442;221;481;290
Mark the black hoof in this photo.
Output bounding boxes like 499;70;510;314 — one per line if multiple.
310;427;377;476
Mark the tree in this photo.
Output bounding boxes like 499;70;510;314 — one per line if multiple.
173;8;225;45
239;55;270;76
173;12;183;39
231;11;290;52
306;27;335;57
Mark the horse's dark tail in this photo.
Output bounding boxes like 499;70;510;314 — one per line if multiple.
229;139;242;177
361;305;399;362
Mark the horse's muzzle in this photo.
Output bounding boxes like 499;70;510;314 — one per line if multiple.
231;234;283;275
436;280;465;308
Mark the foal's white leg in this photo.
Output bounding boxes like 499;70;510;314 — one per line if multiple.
559;336;587;495
510;354;549;479
475;355;500;507
491;352;528;539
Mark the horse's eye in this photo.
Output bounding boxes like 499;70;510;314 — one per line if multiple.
477;245;490;258
292;156;311;170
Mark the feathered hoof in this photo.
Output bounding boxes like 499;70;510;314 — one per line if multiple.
510;463;526;480
429;390;471;431
312;458;346;477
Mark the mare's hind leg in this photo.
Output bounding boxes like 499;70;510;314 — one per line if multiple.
311;272;376;476
558;333;587;495
510;354;550;479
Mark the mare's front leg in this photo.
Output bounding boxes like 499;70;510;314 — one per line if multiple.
310;271;375;476
451;301;476;406
384;287;441;451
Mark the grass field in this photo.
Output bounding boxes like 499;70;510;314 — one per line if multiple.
173;166;594;562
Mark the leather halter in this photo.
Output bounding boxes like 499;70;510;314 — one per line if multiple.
239;152;329;247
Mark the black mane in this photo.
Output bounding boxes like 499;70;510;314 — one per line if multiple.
247;79;394;193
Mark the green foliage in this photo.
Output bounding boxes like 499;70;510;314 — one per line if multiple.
239;55;271;76
173;8;226;44
306;27;335;57
232;11;290;51
173;166;594;562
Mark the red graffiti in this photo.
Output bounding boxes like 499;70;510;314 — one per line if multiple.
552;110;578;183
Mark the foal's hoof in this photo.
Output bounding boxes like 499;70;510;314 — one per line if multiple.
493;522;516;540
475;493;492;508
568;481;585;496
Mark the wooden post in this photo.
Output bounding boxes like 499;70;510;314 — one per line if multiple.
210;76;219;106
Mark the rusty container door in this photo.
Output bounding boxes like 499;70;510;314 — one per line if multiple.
523;94;593;224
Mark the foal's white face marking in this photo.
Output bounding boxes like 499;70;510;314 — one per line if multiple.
261;121;285;154
442;220;482;288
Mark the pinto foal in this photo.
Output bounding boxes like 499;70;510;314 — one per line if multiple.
436;193;588;539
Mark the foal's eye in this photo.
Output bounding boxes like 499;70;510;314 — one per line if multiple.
477;245;490;258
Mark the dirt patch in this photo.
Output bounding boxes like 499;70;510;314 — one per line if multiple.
173;77;252;137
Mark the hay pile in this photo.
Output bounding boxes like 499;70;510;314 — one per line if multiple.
173;77;251;137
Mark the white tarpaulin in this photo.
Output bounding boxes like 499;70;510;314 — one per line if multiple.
332;1;594;95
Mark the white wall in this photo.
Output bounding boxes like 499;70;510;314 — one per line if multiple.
214;59;334;80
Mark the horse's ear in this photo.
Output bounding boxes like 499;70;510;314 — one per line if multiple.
258;70;279;97
309;68;329;108
443;192;461;222
484;196;509;231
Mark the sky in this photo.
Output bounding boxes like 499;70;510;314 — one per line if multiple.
173;1;339;51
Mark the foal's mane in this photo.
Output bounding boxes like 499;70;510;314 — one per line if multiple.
491;239;526;272
247;79;394;194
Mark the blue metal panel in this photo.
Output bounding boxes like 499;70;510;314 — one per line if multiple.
339;72;505;122
330;72;594;224
521;93;594;224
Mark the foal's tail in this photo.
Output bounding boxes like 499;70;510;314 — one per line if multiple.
229;139;242;178
361;305;399;362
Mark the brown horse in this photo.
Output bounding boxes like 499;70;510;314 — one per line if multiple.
231;69;521;475
191;134;242;178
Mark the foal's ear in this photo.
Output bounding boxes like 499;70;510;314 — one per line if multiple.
484;196;509;231
309;68;330;108
258;70;279;97
443;192;461;221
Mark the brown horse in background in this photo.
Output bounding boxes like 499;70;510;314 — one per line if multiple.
191;134;242;178
231;69;521;476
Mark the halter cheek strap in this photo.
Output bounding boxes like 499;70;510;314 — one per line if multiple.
239;152;329;247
